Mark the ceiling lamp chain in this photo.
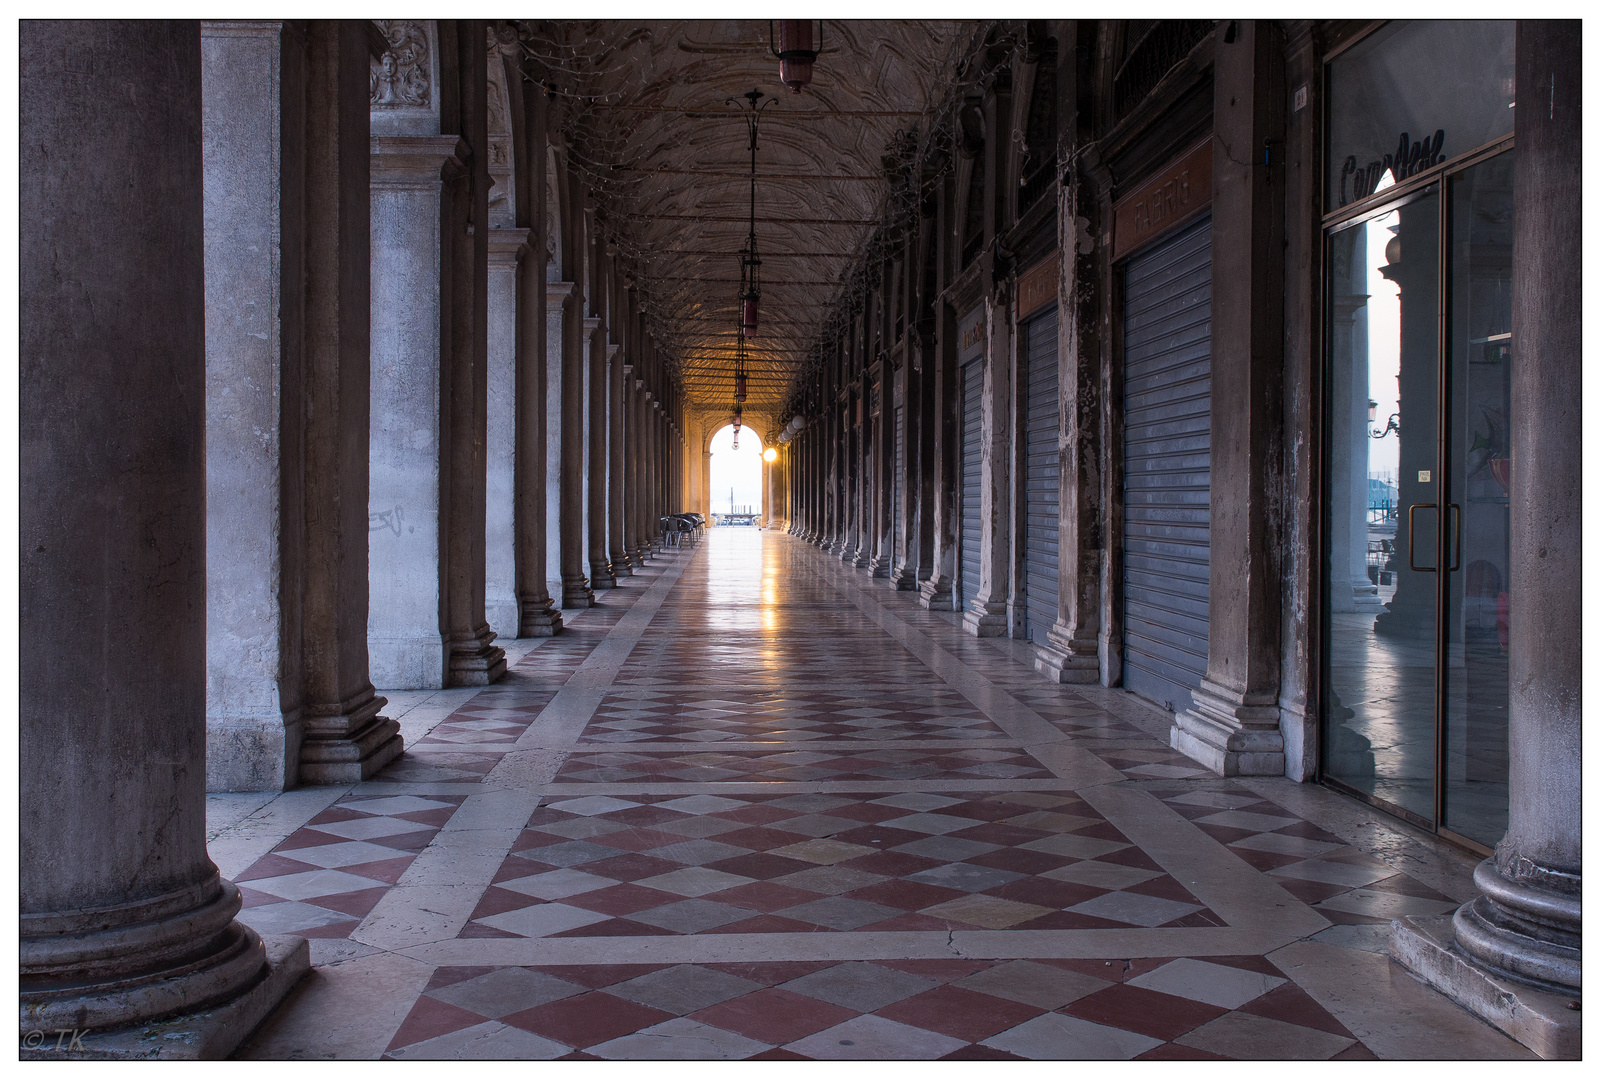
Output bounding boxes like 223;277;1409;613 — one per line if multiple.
729;86;774;419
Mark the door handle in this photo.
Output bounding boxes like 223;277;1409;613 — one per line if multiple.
1448;503;1461;572
1408;502;1437;572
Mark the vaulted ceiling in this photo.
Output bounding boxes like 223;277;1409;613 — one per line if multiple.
519;21;979;411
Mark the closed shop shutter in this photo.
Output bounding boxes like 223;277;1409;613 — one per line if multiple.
1122;213;1212;714
1023;306;1060;643
959;358;984;610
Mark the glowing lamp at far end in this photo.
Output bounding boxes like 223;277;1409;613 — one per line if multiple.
763;447;778;462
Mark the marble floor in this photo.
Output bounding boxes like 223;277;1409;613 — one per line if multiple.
212;529;1533;1060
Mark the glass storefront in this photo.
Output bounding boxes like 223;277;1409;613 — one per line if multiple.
1321;21;1515;852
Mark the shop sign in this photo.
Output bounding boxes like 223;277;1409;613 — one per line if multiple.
958;306;985;363
1113;138;1212;261
1016;254;1059;320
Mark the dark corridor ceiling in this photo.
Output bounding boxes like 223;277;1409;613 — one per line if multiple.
519;21;979;412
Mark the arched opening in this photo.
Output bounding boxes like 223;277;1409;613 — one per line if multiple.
707;423;764;524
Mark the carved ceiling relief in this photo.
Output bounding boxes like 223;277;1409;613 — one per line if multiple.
371;21;432;108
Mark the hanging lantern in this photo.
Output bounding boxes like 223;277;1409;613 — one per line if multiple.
735;370;748;402
770;20;823;94
741;289;760;334
731;406;743;450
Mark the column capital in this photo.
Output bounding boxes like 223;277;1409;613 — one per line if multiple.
547;279;575;304
487;226;529;265
370;134;466;189
583;315;603;333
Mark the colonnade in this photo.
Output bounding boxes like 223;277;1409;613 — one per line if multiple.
19;19;686;1052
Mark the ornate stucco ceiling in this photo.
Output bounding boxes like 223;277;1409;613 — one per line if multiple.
519;20;981;412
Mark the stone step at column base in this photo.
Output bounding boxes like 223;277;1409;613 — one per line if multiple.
23;936;310;1061
1390;912;1580;1060
299;713;402;783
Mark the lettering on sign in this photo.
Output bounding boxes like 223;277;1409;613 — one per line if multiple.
1016;254;1060;319
1112;138;1212;261
958;308;985;362
1338;129;1445;207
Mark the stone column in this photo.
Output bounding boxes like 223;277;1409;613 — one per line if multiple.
546;281;574;607
1391;20;1581;1058
559;286;594;606
963;289;1012;636
514;257;562;635
1171;21;1286;774
586;318;615;588
893;350;924;589
20;20;305;1049
370;135;460;688
845;405;861;558
628;373;649;563
869;362;896;578
201;21;306;791
582;318;611;592
484;227;528;637
609;349;632;575
1035;152;1103;683
437;25;505;687
1457;9;1583;995
300;22;404;769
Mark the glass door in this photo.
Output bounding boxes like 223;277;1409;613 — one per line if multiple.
1322;155;1515;850
1319;20;1516;854
1323;188;1441;829
1441;152;1515;850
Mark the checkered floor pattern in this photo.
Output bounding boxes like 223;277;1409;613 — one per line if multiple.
224;534;1503;1060
237;793;469;938
459;791;1221;939
552;748;1054;784
384;955;1372;1060
580;688;1008;744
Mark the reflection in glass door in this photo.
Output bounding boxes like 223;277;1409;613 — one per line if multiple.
1443;152;1515;848
1322;152;1515;851
1324;188;1440;827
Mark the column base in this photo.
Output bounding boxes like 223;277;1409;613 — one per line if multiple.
299;716;402;785
1034;626;1100;684
299;689;402;783
561;574;594;609
628;543;650;566
589;561;616;589
850;549;872;569
1372;600;1436;639
962;599;1006;637
889;562;920;591
1170;678;1285;776
609;550;633;577
22;935;310;1061
919;572;955;610
517;594;564;637
867;553;893;577
446;627;507;687
1390;912;1580;1060
21;877;267;1037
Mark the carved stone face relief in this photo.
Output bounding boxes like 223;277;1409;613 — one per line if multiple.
371;21;432;108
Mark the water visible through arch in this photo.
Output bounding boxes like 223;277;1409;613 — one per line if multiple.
708;423;764;523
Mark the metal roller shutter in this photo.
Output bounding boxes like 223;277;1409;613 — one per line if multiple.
1122;213;1212;714
959;358;984;610
1023;306;1060;643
